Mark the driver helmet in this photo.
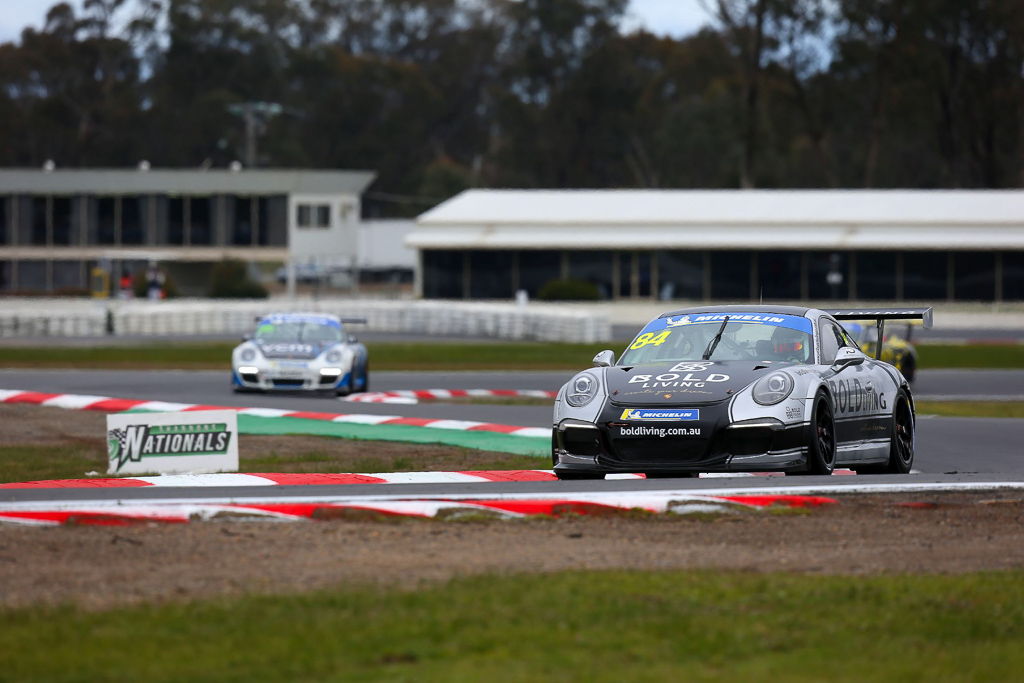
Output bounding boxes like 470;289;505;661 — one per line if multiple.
771;325;807;360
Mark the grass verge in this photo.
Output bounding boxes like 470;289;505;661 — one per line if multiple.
917;343;1024;369
3;569;1023;681
0;440;545;484
916;401;1024;419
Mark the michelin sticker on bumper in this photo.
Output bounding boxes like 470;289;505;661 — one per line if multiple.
619;408;700;421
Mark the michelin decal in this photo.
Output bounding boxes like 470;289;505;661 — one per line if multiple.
620;408;700;421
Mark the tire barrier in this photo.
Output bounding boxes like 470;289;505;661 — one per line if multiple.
0;298;611;343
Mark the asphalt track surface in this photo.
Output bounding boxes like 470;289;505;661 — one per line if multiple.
1;368;1023;482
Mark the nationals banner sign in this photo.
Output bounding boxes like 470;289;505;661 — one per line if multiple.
106;411;239;475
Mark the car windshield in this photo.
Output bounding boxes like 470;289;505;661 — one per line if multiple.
619;312;815;365
253;320;342;344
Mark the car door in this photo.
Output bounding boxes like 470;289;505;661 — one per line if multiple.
819;317;884;461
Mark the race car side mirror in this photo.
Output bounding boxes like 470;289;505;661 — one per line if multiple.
241;333;252;342
832;346;865;371
347;334;358;343
592;350;615;367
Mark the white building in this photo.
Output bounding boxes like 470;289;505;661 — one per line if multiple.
0;167;375;293
409;189;1024;302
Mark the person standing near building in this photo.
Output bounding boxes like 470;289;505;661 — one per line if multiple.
146;261;165;301
119;272;133;300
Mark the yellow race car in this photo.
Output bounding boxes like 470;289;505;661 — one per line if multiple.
842;321;919;382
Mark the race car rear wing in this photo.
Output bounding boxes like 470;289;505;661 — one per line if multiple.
824;307;933;360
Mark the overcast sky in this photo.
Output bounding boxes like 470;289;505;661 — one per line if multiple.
0;0;711;43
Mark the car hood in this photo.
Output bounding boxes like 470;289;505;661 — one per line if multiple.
256;341;330;360
605;360;796;405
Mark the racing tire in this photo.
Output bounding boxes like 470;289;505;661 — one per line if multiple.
855;391;914;475
789;391;836;476
901;356;916;383
361;363;370;393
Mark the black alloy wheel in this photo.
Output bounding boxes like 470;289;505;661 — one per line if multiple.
790;392;836;475
887;393;915;473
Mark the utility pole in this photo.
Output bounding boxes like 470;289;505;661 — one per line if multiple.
227;101;283;167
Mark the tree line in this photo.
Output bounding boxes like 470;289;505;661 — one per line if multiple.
1;0;1021;216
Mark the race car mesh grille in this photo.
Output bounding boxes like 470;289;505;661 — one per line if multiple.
271;378;305;387
606;438;710;464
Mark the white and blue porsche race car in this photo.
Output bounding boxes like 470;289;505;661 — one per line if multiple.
231;313;369;396
552;305;932;479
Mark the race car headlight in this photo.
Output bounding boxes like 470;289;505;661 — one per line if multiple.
325;349;342;363
752;372;794;405
240;346;257;362
565;372;599;408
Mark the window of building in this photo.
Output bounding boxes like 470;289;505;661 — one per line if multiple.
167;197;185;245
807;251;847;300
297;203;330;228
469;250;514;298
30;197;47;245
97;197;117;244
52;196;73;245
657;251;702;300
517;250;562;298
903;251;947;300
0;197;8;245
190;197;212;245
121;196;144;245
423;250;463;298
53;260;83;291
568;251;614;299
17;260;46;291
709;251;750;300
757;251;801;300
1004;253;1024;301
854;251;898;300
954;251;995;301
231;196;253;245
259;196;287;245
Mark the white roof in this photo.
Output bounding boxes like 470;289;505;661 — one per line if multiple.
410;189;1024;250
0;168;376;195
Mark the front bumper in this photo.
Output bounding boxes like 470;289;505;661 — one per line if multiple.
232;365;351;392
553;400;808;474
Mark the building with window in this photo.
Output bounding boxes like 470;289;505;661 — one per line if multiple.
0;168;375;294
408;189;1024;302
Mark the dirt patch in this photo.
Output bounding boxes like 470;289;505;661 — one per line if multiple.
1;492;1023;609
3;404;1024;609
